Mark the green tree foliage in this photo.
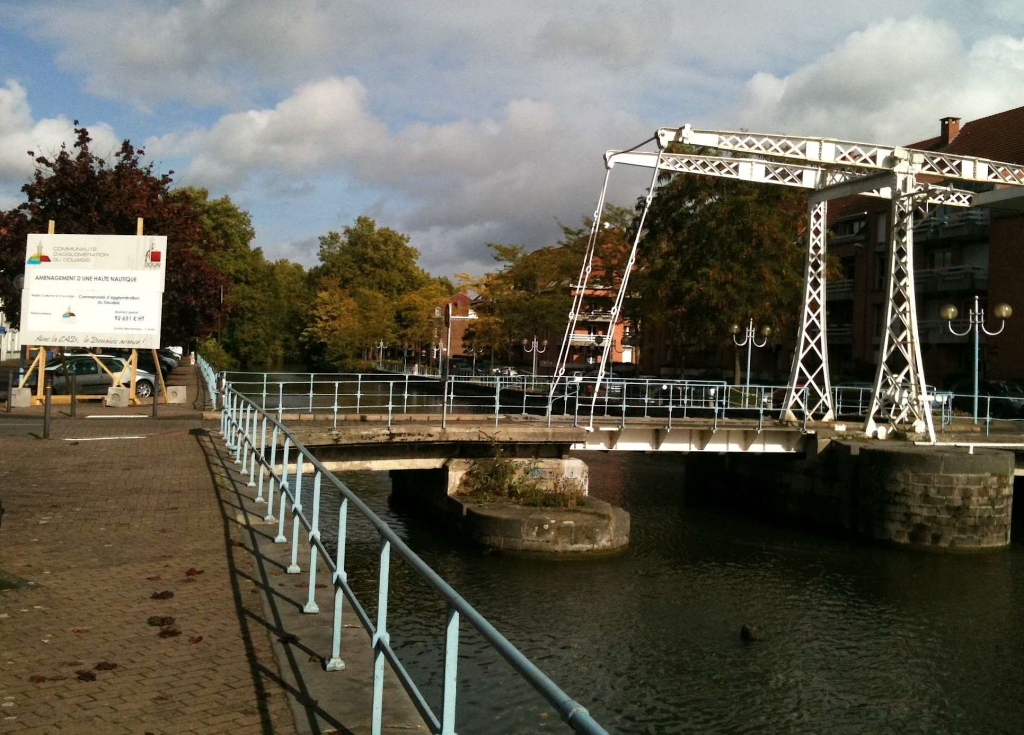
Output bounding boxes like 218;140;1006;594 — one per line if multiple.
630;164;807;351
0;126;226;345
303;217;452;368
313;216;429;298
468;211;625;361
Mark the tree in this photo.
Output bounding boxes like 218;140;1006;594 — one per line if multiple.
303;217;452;368
0;125;226;346
629;163;808;362
312;216;429;298
470;238;583;361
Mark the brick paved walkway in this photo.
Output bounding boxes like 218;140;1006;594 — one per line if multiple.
0;370;299;734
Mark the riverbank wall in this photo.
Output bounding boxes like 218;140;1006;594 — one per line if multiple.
685;439;1014;550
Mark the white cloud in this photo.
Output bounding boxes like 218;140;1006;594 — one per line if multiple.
738;17;1024;144
147;77;641;274
147;77;387;187
0;79;118;207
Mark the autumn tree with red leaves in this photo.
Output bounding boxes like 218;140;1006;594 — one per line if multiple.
0;125;227;347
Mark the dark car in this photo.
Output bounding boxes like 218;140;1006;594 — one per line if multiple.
949;379;1024;419
106;348;177;376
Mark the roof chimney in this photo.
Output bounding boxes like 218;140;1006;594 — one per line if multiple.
940;116;961;145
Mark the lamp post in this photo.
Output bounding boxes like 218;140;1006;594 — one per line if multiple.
942;295;1011;424
374;340;388;370
730;318;771;406
521;335;548;389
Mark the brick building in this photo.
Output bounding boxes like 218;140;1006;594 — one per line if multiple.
827;107;1024;388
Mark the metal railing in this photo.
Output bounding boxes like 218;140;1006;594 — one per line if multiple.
217;368;1024;436
219;370;817;429
220;386;608;735
197;354;220;409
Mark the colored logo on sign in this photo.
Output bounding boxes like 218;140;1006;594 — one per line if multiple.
62;306;76;319
145;244;163;268
27;245;51;264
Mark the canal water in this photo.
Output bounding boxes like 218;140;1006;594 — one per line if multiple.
322;452;1024;734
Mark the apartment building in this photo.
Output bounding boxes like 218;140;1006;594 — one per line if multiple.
827;107;1024;387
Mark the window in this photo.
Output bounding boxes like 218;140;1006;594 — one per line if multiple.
99;357;124;373
841;256;856;280
70;360;98;376
926;248;952;270
876;212;888;245
873;305;884;339
874;253;887;291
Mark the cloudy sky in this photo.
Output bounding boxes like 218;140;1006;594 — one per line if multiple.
2;1;1024;278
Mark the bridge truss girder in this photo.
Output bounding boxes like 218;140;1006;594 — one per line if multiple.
552;126;1023;436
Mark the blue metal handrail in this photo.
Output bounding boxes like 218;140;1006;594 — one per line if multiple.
220;385;609;735
196;354;220;410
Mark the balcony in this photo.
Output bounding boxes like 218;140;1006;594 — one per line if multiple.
827;325;853;345
579;310;615;322
918;319;965;344
826;278;854;301
913;209;989;243
913;266;988;294
568;334;610;346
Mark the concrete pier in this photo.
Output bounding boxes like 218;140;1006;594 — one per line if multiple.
687;439;1015;550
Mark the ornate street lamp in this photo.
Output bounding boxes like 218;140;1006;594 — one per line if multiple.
942;295;1012;424
522;335;548;389
730;318;771;406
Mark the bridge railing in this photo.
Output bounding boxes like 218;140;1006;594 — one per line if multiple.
219;385;609;735
220;371;1021;432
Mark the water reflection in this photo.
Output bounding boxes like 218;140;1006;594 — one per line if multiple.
317;451;1023;734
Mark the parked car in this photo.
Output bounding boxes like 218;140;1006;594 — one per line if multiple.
24;355;156;398
949;379;1024;419
106;348;177;376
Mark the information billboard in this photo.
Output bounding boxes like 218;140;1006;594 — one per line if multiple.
20;234;168;349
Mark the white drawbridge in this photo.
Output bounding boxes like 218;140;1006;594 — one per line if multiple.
549;125;1024;437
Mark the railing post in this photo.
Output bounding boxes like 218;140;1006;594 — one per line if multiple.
404;374;409;414
441;606;460;735
278;382;284;422
356;374;362;414
442;378;449;430
326;497;348;672
388;381;394;428
275;439;291;544
235;404;248;464
333;381;339;428
522;375;527;415
261;373;267;409
494;377;500;427
304;471;322;614
371;537;391;735
288;454;304;574
308;373;314;413
247;406;258;487
219;389;228;438
265;425;279;521
620;380;627;429
666;385;673;430
255;416;268;501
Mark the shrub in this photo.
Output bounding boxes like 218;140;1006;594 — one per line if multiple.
460;450;585;508
198;337;237;372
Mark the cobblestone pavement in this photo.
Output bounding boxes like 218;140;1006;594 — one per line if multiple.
0;369;300;734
